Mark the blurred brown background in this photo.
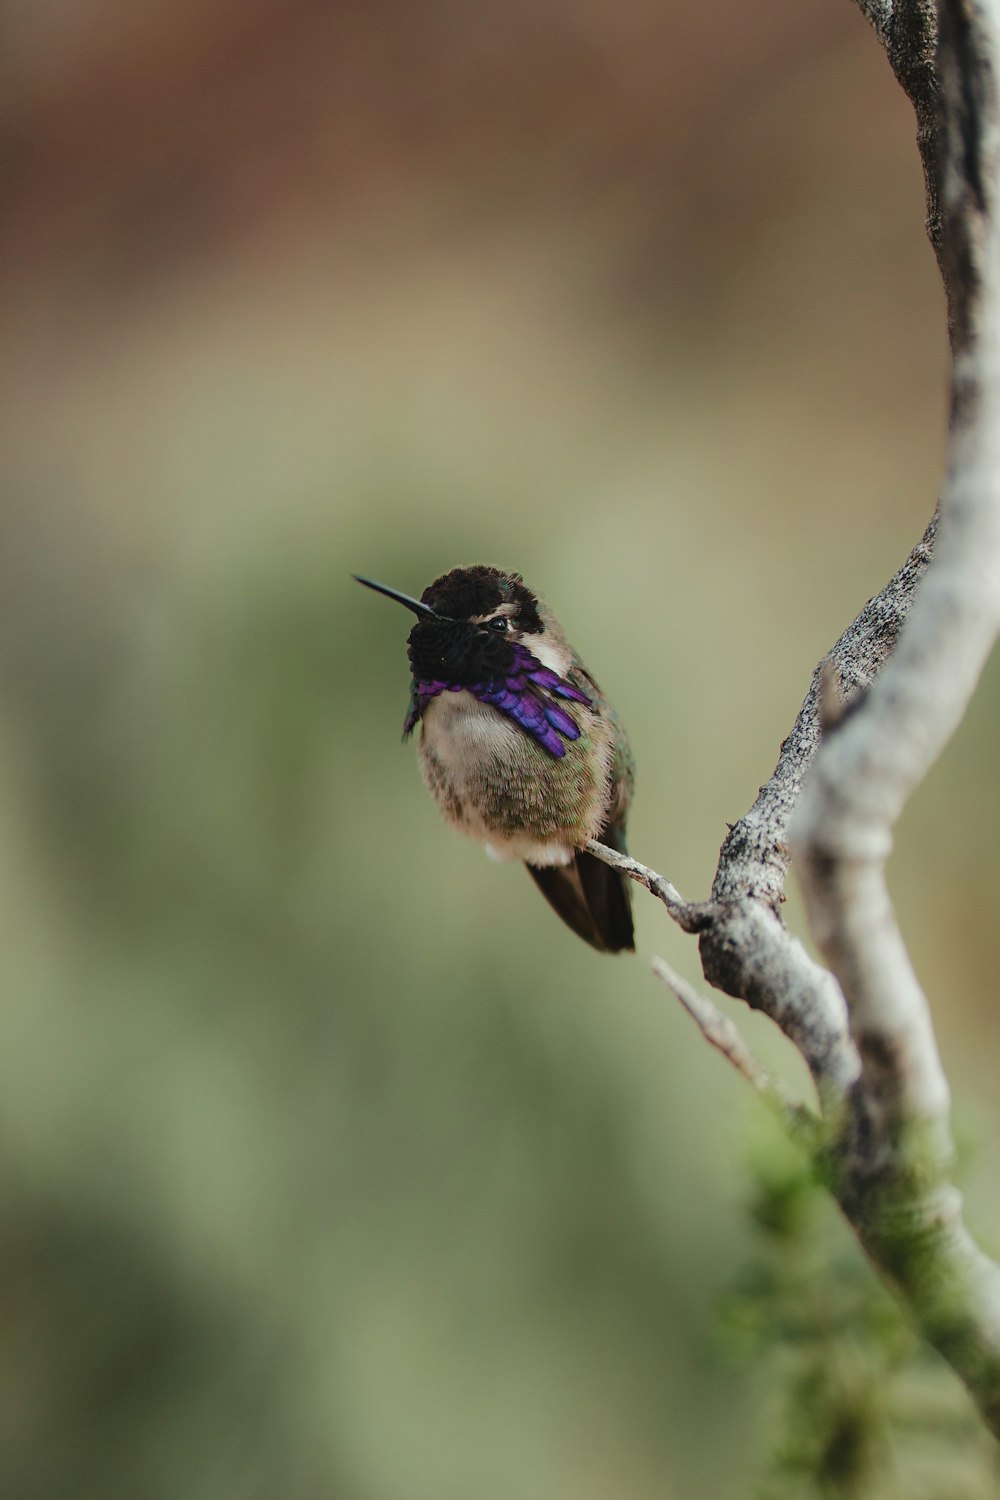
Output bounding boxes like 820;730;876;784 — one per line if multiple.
1;2;997;1496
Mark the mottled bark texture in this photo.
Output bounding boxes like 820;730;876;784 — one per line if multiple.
590;0;1000;1438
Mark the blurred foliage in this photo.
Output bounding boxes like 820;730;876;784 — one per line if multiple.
0;0;999;1495
722;1136;1000;1500
0;532;754;1498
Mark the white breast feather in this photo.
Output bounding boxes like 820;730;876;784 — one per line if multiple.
420;688;578;866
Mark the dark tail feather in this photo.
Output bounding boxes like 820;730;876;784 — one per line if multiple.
577;843;634;952
527;835;634;954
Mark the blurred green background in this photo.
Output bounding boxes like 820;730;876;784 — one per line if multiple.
1;2;999;1496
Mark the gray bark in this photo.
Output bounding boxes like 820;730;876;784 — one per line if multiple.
590;0;1000;1438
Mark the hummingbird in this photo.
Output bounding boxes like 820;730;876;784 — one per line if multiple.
355;565;634;953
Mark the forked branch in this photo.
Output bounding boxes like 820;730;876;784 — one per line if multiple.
592;0;1000;1437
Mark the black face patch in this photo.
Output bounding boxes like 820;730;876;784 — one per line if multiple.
407;616;515;687
420;565;543;634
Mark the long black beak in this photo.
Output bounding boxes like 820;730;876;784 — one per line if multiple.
353;574;443;619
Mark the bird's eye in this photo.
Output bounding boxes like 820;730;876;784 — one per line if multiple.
487;616;509;632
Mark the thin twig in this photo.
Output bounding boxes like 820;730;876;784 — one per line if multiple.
584;839;711;932
591;833;859;1096
652;957;818;1141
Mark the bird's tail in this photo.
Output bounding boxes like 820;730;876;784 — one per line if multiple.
526;823;634;953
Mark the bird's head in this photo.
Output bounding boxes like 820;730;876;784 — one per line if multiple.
354;565;545;686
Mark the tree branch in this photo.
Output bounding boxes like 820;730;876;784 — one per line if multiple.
697;518;935;1102
856;1;946;288
583;839;707;931
651;956;818;1141
606;0;1000;1436
789;0;1000;1436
